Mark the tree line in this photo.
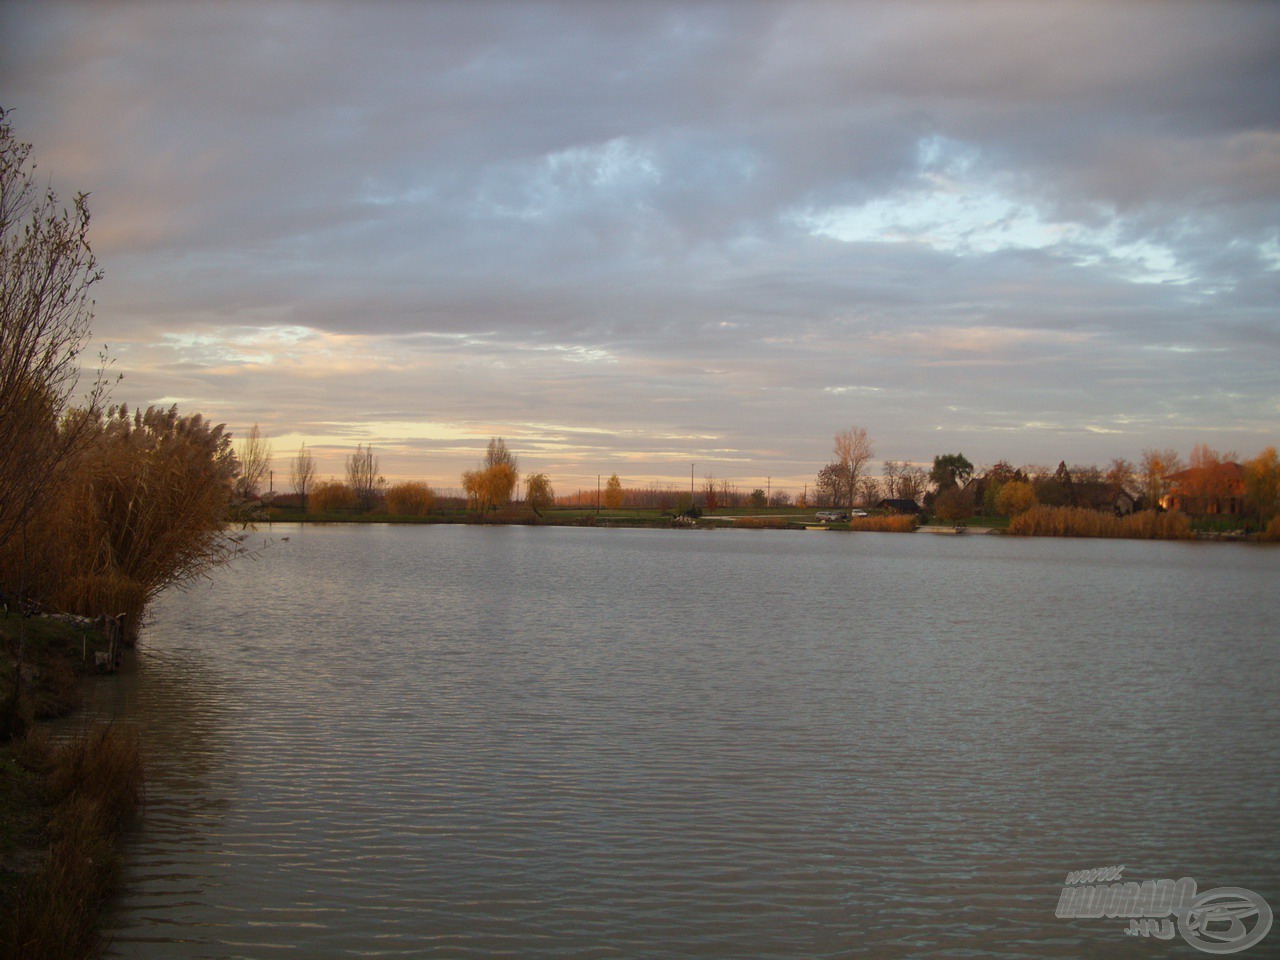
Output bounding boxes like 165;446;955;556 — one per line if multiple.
809;427;1280;531
249;420;1279;531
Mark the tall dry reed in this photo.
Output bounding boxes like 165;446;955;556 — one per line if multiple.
1;725;144;960
0;405;237;640
1009;506;1193;539
848;515;919;533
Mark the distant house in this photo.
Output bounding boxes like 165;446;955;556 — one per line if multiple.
877;498;921;514
1109;488;1138;516
1073;482;1138;516
1161;462;1246;515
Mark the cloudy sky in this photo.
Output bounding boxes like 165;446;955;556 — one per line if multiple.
3;1;1278;494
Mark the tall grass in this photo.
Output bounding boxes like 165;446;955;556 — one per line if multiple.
848;515;919;533
1;725;144;959
1009;506;1193;539
0;405;237;641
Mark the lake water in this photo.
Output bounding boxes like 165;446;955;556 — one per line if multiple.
88;524;1279;958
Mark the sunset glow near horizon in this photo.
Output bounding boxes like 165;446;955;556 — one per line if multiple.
2;1;1277;495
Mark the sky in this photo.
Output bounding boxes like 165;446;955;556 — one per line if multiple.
2;0;1278;495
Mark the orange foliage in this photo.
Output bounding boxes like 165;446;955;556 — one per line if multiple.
848;515;918;532
309;481;357;513
385;481;434;516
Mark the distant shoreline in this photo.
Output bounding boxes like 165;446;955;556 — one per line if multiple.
251;508;1273;542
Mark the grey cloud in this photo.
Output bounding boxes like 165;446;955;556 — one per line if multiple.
1;0;1276;484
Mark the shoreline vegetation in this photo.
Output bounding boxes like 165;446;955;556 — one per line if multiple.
0;111;222;960
0;616;143;960
261;432;1280;545
258;502;1278;542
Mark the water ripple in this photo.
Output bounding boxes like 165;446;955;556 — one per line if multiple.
97;526;1280;959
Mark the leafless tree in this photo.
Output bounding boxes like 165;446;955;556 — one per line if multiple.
0;107;112;552
485;436;518;472
1106;458;1137;498
856;475;881;507
833;426;874;509
898;465;928;502
234;423;272;500
291;442;317;509
346;443;384;511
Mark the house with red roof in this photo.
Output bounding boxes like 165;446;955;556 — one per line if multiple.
1161;462;1246;515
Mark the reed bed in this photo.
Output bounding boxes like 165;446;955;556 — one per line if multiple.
1;725;143;960
848;515;919;533
1008;506;1193;539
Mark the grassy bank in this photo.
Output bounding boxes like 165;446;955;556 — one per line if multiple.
0;615;142;960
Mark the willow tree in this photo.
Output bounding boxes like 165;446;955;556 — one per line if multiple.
462;438;519;515
525;473;554;516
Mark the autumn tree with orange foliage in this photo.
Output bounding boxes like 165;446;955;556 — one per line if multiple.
385;481;434;516
994;480;1038;516
1244;448;1280;523
309;480;357;513
462;438;519;515
604;474;624;510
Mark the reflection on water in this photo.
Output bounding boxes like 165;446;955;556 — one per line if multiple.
97;525;1280;958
